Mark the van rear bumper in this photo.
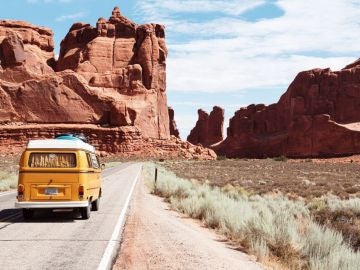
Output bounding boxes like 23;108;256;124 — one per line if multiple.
15;201;89;209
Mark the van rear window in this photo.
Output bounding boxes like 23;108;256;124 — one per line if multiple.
28;153;76;168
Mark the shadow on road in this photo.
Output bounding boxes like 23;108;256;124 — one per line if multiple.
0;208;84;224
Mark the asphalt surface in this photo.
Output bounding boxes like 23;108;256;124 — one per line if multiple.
0;163;142;270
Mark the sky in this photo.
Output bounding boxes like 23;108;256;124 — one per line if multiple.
1;0;360;138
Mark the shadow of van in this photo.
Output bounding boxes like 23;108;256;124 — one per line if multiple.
0;208;85;223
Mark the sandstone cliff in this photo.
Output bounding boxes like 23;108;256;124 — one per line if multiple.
215;60;360;158
0;7;215;160
187;106;224;147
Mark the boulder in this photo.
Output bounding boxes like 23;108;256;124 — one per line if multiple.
1;32;26;67
0;20;55;74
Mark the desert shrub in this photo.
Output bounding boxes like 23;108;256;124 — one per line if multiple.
325;197;360;215
0;171;17;191
310;196;360;252
221;184;250;198
302;223;360;270
216;155;227;161
272;155;288;162
143;163;360;270
249;237;269;261
105;162;122;168
308;198;327;211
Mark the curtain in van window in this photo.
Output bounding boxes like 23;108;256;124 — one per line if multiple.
29;153;76;168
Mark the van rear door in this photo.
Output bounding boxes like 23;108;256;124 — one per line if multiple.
22;152;79;201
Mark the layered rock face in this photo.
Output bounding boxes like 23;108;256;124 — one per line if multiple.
187;106;224;147
0;7;215;160
216;61;360;158
0;124;216;160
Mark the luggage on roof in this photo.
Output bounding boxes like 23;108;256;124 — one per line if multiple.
55;133;88;143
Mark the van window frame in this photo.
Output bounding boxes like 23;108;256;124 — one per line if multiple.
87;152;100;169
28;152;77;168
86;153;92;168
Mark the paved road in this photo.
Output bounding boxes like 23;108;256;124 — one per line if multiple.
0;163;142;270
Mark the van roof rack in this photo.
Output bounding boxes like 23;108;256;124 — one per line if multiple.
55;133;88;143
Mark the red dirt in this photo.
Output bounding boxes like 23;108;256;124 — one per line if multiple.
114;178;264;270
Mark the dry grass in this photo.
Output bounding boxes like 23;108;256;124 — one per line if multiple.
145;162;360;270
0;155;19;191
163;159;360;253
0;171;17;191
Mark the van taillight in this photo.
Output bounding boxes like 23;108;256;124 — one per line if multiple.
79;185;84;198
18;184;24;198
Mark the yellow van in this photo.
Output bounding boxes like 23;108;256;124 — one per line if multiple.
15;134;103;220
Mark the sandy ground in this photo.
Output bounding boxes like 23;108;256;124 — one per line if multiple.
114;178;264;270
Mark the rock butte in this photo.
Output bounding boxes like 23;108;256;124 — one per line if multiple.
168;107;180;138
187;106;224;147
0;7;216;160
211;60;360;158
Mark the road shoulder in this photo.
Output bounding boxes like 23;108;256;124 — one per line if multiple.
114;177;264;270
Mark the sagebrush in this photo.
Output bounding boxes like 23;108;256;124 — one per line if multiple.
144;163;360;270
0;171;17;191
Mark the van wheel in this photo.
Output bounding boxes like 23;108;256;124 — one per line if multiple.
23;209;34;220
80;204;91;220
91;198;100;211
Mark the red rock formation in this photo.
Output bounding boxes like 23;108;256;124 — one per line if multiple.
187;106;224;147
0;124;216;160
0;7;215;160
0;20;55;73
216;62;360;158
168;107;179;138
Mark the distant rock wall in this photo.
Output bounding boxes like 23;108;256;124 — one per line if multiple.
187;106;224;147
215;61;360;158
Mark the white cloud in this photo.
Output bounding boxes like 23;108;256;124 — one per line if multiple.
136;0;265;19
27;0;73;3
168;54;355;92
136;0;360;93
55;12;85;22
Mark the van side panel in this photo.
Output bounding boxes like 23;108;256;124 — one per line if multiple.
78;151;101;202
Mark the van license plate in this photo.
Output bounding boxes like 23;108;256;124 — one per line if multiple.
45;188;58;195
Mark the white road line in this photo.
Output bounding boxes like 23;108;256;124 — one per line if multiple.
0;191;16;197
97;165;142;270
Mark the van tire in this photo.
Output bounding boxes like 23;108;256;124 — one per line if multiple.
23;209;34;220
91;198;100;211
80;204;91;219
